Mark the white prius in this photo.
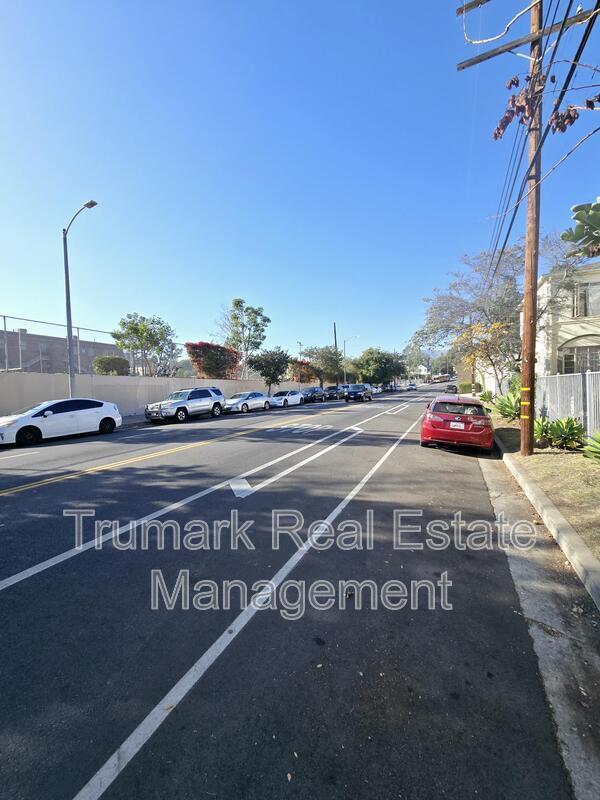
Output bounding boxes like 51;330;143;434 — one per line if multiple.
0;398;122;446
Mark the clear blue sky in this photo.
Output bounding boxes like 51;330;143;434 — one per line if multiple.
1;1;597;358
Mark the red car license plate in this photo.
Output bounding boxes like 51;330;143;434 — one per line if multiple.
450;421;465;430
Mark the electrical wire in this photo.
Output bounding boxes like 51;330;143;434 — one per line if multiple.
485;0;564;276
463;1;541;44
487;0;600;285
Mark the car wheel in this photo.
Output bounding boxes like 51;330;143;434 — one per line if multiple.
345;398;349;403
211;404;222;418
99;417;116;435
264;401;270;410
299;397;304;405
283;399;288;407
321;395;326;402
16;426;42;447
241;403;249;413
175;408;188;423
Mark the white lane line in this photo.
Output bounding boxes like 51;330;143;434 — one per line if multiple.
385;403;409;415
0;400;410;593
235;429;361;497
70;412;423;800
0;452;36;462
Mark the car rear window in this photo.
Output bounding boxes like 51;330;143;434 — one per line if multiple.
433;401;486;416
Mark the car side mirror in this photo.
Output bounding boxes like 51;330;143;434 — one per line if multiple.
43;410;53;417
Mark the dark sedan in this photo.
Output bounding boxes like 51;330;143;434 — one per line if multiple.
323;385;341;400
302;387;326;403
344;383;373;402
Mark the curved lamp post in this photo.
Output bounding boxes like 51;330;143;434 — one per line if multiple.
62;201;97;397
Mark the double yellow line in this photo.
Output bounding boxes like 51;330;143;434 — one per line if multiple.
0;411;325;498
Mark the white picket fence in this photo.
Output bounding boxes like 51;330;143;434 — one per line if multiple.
536;371;600;436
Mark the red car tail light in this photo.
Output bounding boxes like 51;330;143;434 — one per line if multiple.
426;412;444;422
472;417;491;427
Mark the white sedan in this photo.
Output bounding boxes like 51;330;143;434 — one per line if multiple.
0;398;122;446
269;390;305;408
224;391;271;413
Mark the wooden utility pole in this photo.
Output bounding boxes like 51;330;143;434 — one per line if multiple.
456;0;556;455
520;2;543;455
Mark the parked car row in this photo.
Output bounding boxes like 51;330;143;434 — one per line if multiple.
0;381;414;448
144;383;378;422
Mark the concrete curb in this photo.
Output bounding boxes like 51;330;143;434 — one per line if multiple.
495;436;600;612
121;416;148;429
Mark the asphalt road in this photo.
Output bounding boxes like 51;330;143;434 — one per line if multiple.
0;390;573;800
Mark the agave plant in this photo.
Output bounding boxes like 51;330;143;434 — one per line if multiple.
534;416;550;444
583;431;600;463
548;417;585;450
480;390;494;403
494;391;520;421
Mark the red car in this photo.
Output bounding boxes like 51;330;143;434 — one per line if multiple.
420;395;494;453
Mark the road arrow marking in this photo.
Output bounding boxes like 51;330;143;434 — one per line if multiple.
229;478;252;498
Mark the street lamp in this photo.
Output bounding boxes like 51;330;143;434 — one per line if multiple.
343;334;359;383
62;200;97;397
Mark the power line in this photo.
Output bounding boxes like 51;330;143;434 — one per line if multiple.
485;0;565;276
487;0;600;284
463;1;541;45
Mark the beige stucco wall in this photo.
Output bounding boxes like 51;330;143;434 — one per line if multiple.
0;373;314;417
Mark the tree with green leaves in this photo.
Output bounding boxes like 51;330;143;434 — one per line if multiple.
303;345;343;387
562;198;600;258
248;348;290;395
111;313;181;376
414;235;579;384
91;355;130;376
217;298;271;378
354;348;405;384
430;354;455;376
402;340;430;378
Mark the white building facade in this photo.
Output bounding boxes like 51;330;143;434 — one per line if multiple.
536;261;600;376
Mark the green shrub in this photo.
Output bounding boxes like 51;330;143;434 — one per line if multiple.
548;417;585;450
480;390;494;403
92;355;130;376
508;373;521;394
494;391;520;421
534;416;550;443
458;382;482;394
583;431;600;463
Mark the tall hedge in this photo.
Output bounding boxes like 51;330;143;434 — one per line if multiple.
92;355;130;376
185;342;240;379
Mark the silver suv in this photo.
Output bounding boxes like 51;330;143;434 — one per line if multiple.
145;387;224;423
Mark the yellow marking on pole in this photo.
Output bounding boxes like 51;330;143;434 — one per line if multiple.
520;400;530;405
520;387;531;391
521;415;530;420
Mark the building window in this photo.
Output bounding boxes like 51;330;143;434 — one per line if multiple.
572;283;600;317
561;346;600;374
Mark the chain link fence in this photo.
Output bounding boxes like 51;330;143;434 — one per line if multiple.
1;314;187;376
